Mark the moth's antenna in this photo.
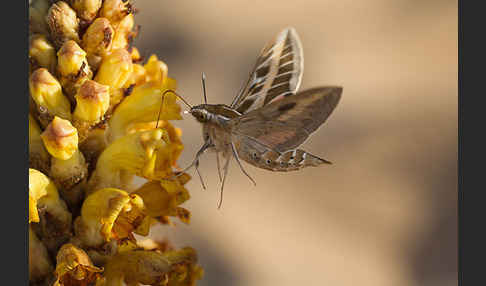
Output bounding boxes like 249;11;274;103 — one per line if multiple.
156;89;192;128
202;72;208;104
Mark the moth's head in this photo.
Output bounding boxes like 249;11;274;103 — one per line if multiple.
189;105;211;123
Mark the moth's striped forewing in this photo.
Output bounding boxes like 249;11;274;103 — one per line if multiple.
231;27;304;114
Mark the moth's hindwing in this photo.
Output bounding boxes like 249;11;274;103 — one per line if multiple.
233;134;331;172
231;27;304;114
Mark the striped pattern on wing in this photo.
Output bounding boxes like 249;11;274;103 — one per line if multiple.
231;27;304;114
231;87;342;153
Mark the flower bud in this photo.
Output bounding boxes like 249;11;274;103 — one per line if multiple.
46;1;80;49
73;80;110;141
29;34;57;74
41;116;78;160
69;0;103;22
95;48;133;89
29;68;72;126
29;114;50;174
29;0;50;34
112;14;134;50
57;40;89;78
101;0;132;27
94;48;133;110
82;18;114;59
57;40;93;101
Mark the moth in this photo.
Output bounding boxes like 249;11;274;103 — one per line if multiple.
162;27;342;208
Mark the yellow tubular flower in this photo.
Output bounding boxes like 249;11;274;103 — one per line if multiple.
112;14;134;50
57;40;93;101
46;1;80;49
29;226;54;283
94;48;133;110
69;0;103;22
101;0;131;28
124;63;146;88
29;34;57;74
29;114;50;174
74;188;151;248
126;120;184;180
29;0;50;34
30;68;72;126
82;17;114;69
133;175;191;224
73;80;110;141
103;247;202;286
107;80;180;142
29;168;72;252
86;129;167;194
53;243;103;286
144;55;169;88
29;168;70;224
41;116;79;160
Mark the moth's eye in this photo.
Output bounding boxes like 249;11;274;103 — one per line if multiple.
197;113;206;120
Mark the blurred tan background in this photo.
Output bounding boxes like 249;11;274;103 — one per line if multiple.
133;0;457;285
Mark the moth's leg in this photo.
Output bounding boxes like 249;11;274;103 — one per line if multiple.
217;153;232;209
193;156;206;190
172;140;212;189
216;151;223;183
231;142;256;186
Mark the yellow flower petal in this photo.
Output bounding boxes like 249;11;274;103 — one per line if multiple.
75;188;151;248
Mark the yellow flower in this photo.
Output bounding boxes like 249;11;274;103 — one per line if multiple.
29;168;72;252
86;129;169;194
108;78;180;142
133;174;191;224
74;188;152;248
53;243;103;286
29;114;50;174
103;247;202;286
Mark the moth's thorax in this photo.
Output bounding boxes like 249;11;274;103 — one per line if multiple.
191;104;240;122
191;104;241;153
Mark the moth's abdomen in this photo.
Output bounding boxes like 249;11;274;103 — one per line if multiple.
241;147;331;172
271;149;331;171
